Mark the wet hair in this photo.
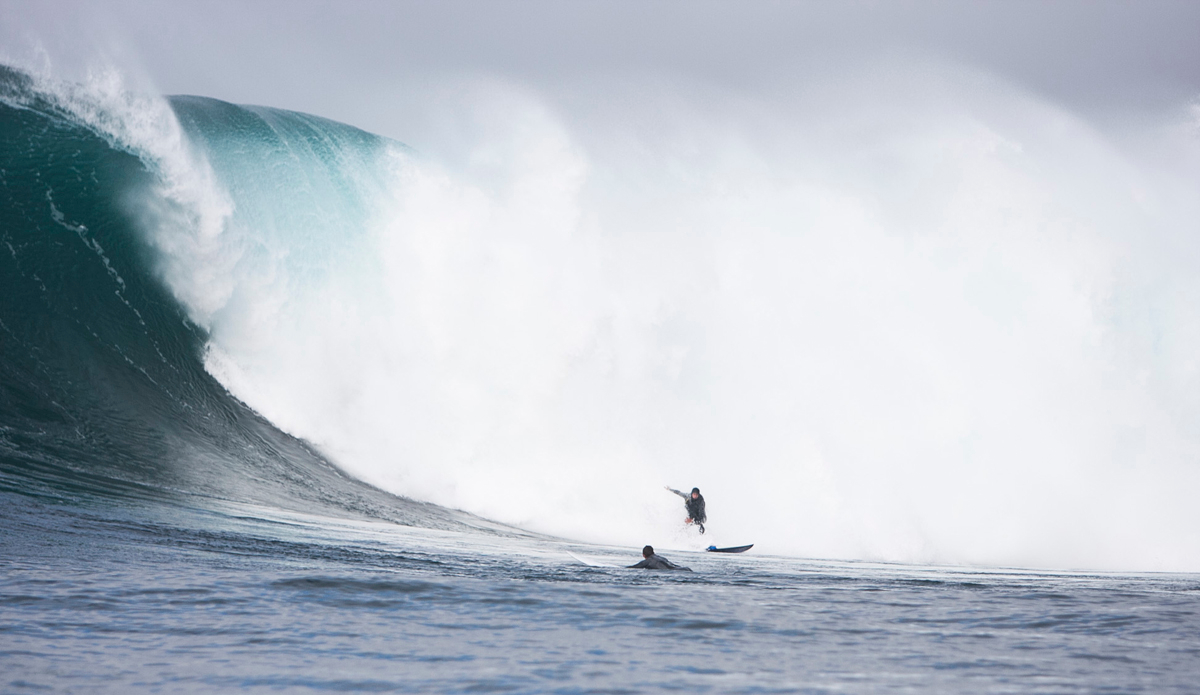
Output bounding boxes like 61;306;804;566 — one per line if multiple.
691;487;700;495
642;545;654;557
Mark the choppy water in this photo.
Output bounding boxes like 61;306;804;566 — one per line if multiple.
4;490;1198;693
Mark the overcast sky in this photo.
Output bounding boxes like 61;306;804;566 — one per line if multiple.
3;1;1199;141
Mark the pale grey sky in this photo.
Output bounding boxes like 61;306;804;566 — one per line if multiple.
3;0;1198;140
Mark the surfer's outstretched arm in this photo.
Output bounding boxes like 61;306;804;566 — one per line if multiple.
664;486;687;499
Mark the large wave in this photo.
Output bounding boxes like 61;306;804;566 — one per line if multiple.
0;65;481;530
4;64;1200;570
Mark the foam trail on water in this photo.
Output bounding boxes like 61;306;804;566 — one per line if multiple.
76;64;1200;570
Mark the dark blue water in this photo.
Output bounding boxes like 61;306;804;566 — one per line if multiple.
3;64;1200;692
5;488;1200;693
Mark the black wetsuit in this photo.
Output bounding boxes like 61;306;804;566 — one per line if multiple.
669;487;707;525
628;554;692;571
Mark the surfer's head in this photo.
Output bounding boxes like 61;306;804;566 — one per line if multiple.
691;487;700;498
642;545;654;558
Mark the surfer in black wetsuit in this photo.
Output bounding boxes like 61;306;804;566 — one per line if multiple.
627;545;692;571
665;486;706;534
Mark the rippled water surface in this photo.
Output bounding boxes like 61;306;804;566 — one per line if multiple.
3;491;1199;693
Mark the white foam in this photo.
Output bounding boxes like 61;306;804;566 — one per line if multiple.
86;64;1200;571
30;64;237;327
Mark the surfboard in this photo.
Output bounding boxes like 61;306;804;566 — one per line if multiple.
706;544;753;553
566;551;619;568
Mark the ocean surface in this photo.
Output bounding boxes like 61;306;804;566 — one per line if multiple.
5;489;1200;693
3;63;1200;692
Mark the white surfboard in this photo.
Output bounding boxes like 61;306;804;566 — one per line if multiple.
566;550;619;568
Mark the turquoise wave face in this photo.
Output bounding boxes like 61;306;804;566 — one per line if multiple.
167;94;395;295
0;66;470;530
